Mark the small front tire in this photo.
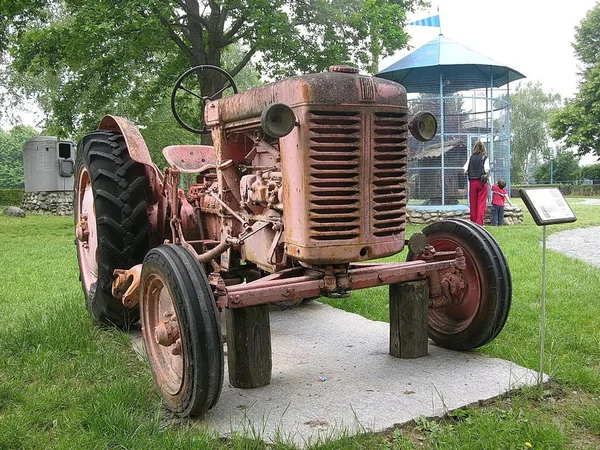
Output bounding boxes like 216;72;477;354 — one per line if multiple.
140;244;224;416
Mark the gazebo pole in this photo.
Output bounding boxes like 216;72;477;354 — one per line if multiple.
440;73;445;205
506;68;511;189
490;71;494;183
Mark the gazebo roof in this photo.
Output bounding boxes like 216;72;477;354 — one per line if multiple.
376;34;525;94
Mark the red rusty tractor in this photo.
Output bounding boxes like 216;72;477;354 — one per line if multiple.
74;65;511;417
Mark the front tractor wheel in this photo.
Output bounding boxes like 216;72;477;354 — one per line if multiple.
407;219;512;350
74;130;151;327
140;244;224;416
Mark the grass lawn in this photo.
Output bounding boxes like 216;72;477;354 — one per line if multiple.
0;198;599;449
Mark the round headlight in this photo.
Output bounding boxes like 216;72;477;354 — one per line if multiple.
261;103;296;138
409;112;438;142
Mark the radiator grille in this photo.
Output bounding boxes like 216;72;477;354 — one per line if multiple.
372;112;408;237
308;111;361;241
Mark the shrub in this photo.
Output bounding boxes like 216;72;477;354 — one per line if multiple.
511;183;600;197
0;189;25;206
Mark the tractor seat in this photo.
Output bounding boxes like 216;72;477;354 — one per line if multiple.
162;145;216;173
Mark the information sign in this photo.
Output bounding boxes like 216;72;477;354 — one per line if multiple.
519;187;577;226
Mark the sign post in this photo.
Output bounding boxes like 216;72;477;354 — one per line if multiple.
519;188;577;386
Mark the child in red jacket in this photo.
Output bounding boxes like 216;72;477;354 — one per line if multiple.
491;179;511;226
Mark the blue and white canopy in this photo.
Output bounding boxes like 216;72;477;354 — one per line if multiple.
376;34;525;94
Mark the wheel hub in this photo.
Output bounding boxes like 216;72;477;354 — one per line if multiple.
154;311;180;347
76;214;89;247
440;269;468;305
76;168;99;289
142;275;185;396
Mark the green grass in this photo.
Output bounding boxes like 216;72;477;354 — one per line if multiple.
1;198;600;448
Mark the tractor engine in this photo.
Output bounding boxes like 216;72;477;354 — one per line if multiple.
202;65;412;271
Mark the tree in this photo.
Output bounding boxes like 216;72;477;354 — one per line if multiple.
3;0;424;139
549;3;600;158
0;125;39;188
579;163;600;181
0;0;47;49
533;150;580;184
0;0;48;125
507;81;561;183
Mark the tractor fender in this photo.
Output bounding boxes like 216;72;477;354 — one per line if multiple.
98;115;163;205
99;115;156;168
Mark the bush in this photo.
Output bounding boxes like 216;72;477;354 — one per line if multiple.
511;183;600;197
0;189;25;206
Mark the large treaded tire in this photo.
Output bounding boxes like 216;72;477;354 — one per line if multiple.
407;219;512;350
75;130;151;327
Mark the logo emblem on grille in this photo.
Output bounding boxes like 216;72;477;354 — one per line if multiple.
359;78;374;101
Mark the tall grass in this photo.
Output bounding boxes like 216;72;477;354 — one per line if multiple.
0;198;599;448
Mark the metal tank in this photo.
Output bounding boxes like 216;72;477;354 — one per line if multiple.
22;136;76;192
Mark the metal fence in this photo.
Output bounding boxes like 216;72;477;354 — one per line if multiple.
407;89;511;206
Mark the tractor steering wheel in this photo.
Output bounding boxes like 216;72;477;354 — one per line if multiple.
171;65;238;135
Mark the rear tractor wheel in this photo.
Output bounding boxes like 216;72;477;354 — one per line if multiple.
407;219;511;350
74;130;151;327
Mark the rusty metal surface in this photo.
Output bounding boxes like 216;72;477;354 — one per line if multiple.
112;264;143;307
75;166;98;292
224;278;323;309
140;270;185;399
204;72;411;265
98;115;154;166
208;71;407;126
205;71;410;265
281;103;409;264
163;145;217;173
220;257;461;309
239;221;278;272
202;71;414;270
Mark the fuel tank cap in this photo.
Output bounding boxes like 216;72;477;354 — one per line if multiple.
328;65;359;73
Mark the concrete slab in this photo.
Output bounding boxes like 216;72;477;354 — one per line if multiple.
133;301;542;446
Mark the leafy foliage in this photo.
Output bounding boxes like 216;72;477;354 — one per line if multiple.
3;0;424;140
0;0;48;49
0;188;24;205
0;125;39;188
507;81;561;183
579;163;600;181
549;3;600;157
532;151;581;184
7;0;185;137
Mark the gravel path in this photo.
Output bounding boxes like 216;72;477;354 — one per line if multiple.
546;226;600;268
545;198;600;267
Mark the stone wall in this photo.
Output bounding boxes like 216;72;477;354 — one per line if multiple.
21;191;74;216
407;205;524;226
19;190;526;225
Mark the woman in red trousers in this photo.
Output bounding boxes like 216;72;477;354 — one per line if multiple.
463;141;490;226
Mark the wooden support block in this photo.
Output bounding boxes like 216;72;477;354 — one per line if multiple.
389;280;429;359
226;304;272;388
